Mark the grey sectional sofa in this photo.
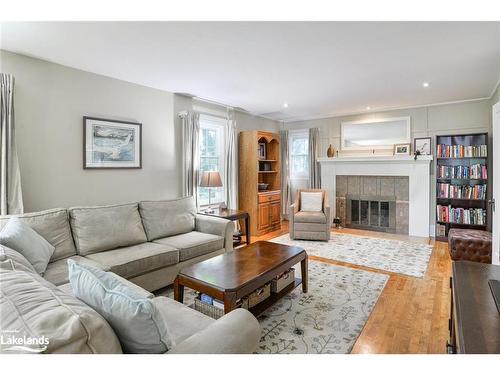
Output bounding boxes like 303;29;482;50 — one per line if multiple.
0;196;261;354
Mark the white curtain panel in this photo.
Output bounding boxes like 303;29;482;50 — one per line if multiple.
0;73;23;215
280;129;291;218
225;109;237;210
180;111;200;208
308;127;321;189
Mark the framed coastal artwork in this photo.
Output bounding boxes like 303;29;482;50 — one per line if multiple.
83;117;142;169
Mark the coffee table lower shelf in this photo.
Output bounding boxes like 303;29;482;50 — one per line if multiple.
248;277;302;317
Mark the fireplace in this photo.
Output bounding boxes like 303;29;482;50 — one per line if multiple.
346;194;396;233
335;175;409;235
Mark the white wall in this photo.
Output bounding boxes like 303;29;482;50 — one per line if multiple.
0;50;280;212
284;99;493;232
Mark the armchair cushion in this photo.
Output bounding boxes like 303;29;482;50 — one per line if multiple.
294;211;327;224
300;192;323;212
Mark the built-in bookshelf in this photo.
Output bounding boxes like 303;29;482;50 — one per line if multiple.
435;133;488;241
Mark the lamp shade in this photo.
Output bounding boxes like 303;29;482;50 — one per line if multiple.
199;171;223;188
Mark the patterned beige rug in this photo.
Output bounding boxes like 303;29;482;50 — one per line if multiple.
270;233;433;278
162;260;388;354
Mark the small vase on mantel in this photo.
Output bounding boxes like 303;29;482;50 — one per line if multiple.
327;144;335;158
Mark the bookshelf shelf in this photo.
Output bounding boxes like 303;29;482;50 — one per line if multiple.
435;132;489;241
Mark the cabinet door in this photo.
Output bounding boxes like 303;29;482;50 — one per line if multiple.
270;201;281;225
258;203;271;230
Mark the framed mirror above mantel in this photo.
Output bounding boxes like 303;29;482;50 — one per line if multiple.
341;116;411;151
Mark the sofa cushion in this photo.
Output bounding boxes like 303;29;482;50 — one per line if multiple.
68;260;173;354
0;245;37;274
85;242;179;279
0;267;122;354
69;202;147;256
0;218;55;275
153;231;224;262
43;255;110;286
294;211;327;224
139;197;196;241
300;192;323;212
0;208;77;262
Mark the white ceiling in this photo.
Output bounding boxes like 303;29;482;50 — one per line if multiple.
1;22;499;122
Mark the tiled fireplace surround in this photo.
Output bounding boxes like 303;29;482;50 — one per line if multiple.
335;176;409;234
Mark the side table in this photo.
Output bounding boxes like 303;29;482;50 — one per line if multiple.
198;208;250;247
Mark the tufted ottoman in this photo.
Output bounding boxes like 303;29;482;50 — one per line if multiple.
448;228;492;263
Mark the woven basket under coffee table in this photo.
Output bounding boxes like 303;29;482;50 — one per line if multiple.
174;241;308;317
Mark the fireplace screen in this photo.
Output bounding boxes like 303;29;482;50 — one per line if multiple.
347;195;396;233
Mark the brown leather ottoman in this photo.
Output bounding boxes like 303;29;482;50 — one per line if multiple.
448;228;492;263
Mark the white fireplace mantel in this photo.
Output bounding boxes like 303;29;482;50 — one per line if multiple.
318;155;433;237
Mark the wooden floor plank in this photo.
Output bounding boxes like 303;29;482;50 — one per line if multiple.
251;221;452;354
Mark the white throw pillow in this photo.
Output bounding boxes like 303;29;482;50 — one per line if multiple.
67;259;174;354
300;192;323;212
0;218;55;275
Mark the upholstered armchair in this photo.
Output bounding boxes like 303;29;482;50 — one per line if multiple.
289;189;331;241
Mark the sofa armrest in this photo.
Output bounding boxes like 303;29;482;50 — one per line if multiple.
195;214;235;252
167;308;261;354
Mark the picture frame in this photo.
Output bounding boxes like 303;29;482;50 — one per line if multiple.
258;142;267;160
393;143;411;155
83;116;142;169
413;137;432;155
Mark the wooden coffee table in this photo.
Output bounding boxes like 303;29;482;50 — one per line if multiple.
174;241;308;316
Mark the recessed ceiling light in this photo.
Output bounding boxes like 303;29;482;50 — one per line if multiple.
422;82;430;88
366;106;371;110
283;102;289;108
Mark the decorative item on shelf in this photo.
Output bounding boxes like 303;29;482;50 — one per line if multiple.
414;149;421;161
333;217;342;228
258;142;267;160
258;183;269;192
394;143;411;156
83;116;142;169
327;144;335;158
336;150;339;157
219;202;227;211
199;171;223;214
414;137;432;155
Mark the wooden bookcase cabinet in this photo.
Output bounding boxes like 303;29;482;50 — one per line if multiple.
238;131;281;236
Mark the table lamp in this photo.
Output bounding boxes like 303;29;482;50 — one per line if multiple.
199;171;223;213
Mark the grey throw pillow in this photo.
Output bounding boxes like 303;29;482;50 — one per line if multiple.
68;259;174;354
0;218;55;275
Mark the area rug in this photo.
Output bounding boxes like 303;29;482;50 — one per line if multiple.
270;233;433;278
161;260;388;354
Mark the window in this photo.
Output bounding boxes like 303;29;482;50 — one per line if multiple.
290;131;309;179
198;114;226;206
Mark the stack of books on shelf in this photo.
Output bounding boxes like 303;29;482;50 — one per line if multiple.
437;183;487;200
436;205;486;225
437;164;487;179
437;144;487;158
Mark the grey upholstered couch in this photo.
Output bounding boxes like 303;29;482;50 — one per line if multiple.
0;196;261;354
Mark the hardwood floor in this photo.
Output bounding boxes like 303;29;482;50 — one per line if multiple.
251;221;452;354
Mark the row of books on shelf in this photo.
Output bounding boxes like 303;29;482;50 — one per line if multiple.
437;183;487;200
436;205;486;225
436;144;487;158
437;164;487;179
